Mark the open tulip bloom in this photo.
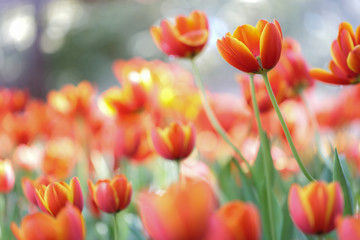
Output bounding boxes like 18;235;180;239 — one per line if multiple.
6;7;360;240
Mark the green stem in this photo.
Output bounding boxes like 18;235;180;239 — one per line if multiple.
190;59;250;172
249;75;277;240
113;213;119;240
261;73;315;182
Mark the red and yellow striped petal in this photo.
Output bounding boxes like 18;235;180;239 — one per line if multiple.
57;205;86;240
233;25;261;56
70;177;84;212
94;180;119;213
347;45;360;74
310;68;352;85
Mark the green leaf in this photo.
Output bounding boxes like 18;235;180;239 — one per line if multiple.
280;198;294;240
333;148;354;215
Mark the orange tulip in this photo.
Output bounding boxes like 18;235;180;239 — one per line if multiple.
150;11;209;58
11;204;86;240
310;22;360;85
217;19;282;73
216;201;261;240
337;216;360;240
138;178;216;240
288;181;343;234
0;159;15;193
22;176;52;206
35;177;83;216
88;175;132;213
151;122;196;161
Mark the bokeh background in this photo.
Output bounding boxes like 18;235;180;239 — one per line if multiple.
0;0;359;97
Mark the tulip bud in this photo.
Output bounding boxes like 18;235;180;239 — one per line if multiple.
88;175;132;214
288;181;344;235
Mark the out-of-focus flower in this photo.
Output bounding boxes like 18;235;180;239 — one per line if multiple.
42;137;77;180
150;11;209;58
114;124;153;163
216;201;261;240
310;22;360;85
35;177;83;216
0;89;28;114
0;159;15;193
151;122;196;161
288;181;343;235
217;19;282;73
2;113;37;145
336;215;360;240
277;38;314;96
88;175;132;214
22;176;52;206
238;72;287;113
87;194;102;219
138;178;216;240
99;83;148;119
13;144;43;171
11;204;86;240
48;81;95;117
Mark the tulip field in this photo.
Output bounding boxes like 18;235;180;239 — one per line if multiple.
1;6;360;240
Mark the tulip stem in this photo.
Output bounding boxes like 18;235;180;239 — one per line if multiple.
261;73;315;182
113;213;119;240
190;59;250;171
249;74;277;240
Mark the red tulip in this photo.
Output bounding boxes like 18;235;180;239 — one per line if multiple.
217;19;282;73
0;159;15;193
310;22;360;85
288;181;343;234
150;11;209;58
35;177;84;216
151;122;196;161
216;201;261;240
88;175;132;214
11;204;86;240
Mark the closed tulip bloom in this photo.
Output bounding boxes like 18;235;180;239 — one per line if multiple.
337;216;360;240
0;159;15;193
88;175;132;214
22;176;52;206
151;122;196;161
138;178;216;240
310;22;360;85
216;201;261;240
35;177;83;216
150;11;209;58
11;204;86;240
217;19;283;73
288;181;344;235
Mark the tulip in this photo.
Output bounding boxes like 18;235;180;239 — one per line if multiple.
35;177;83;216
22;176;52;206
150;11;209;58
11;204;86;240
288;181;343;235
151;122;196;161
337;216;360;240
138;178;216;240
217;19;282;73
0;159;15;193
216;201;261;240
310;22;360;85
88;175;132;214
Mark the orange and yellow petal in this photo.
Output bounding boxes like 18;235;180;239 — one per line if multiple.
310;68;352;85
347;45;360;74
260;22;282;70
233;25;260;56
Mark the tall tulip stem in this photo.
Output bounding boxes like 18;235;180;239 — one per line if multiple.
113;213;119;240
249;74;276;240
190;58;249;172
261;73;315;181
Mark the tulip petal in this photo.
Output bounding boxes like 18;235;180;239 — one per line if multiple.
151;128;174;159
160;20;189;56
217;37;260;73
310;68;352;85
111;176;132;210
339;22;355;44
233;25;260;56
45;183;72;216
70;177;84;211
338;29;355;55
260;23;282;70
330;40;357;77
150;26;164;51
178;30;208;47
57;205;86;240
255;19;268;33
347;45;360;74
94;181;119;213
356;25;360;45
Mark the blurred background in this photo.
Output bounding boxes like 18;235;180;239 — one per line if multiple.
0;0;359;98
